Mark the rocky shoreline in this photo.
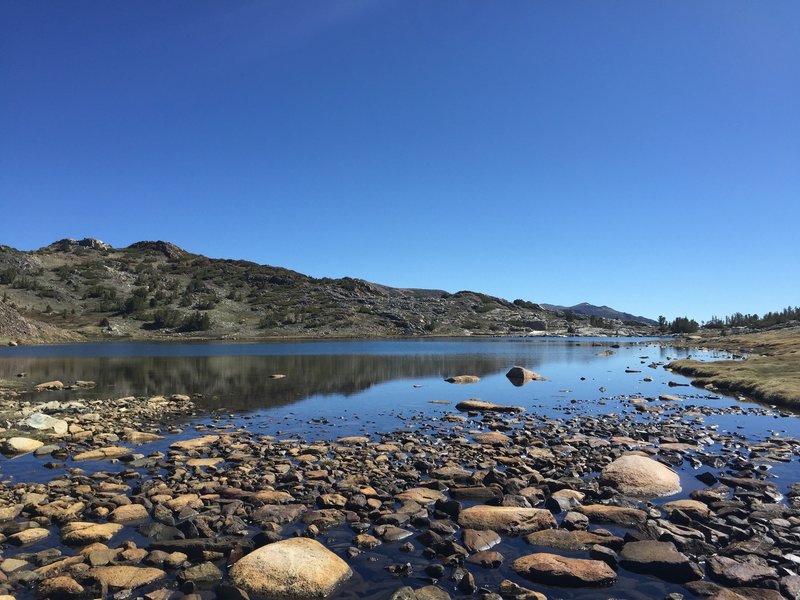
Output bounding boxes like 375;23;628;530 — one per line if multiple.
2;377;800;600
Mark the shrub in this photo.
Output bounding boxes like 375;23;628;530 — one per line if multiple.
181;311;211;332
152;309;182;329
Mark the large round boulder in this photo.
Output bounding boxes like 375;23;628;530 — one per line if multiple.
599;454;681;497
229;538;352;599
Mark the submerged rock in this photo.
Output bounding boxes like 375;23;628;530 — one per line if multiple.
88;566;166;590
454;400;524;413
445;375;480;384
34;380;64;391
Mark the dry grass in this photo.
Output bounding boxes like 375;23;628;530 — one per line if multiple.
669;326;800;407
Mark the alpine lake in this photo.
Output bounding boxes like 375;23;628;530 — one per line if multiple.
1;337;798;600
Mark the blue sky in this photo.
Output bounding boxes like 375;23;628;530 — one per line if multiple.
2;1;798;321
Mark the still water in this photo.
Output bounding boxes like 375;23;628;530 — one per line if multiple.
1;337;797;600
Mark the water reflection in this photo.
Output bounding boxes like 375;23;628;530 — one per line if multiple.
1;353;539;412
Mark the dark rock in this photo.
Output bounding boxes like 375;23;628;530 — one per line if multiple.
707;555;779;587
619;541;703;582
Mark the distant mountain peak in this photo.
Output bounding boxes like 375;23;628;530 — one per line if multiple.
541;302;656;326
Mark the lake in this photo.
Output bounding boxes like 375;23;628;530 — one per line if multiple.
1;337;797;600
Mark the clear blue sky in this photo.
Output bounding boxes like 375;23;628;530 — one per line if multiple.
2;1;798;322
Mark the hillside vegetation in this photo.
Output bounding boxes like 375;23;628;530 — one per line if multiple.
0;238;654;344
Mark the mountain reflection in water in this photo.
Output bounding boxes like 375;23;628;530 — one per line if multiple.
1;352;537;411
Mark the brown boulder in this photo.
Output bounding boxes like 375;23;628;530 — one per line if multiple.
512;552;616;586
458;506;556;535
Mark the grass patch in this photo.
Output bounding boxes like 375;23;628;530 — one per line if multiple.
669;328;800;406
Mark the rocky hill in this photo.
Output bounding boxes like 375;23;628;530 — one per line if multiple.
0;239;654;343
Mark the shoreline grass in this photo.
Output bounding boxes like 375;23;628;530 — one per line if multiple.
668;326;800;407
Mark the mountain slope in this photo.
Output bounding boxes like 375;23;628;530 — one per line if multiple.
0;239;655;343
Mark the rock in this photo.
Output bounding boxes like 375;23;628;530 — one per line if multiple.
88;566;166;590
575;504;648;526
414;587;451;600
512;552;617;586
229;538;352;599
186;457;224;468
36;575;84;598
498;580;547;600
395;488;446;505
124;431;165;444
9;527;50;545
525;529;623;551
20;413;68;434
389;585;450;600
462;529;501;552
466;551;503;568
599;454;681;497
590;544;619;568
336;436;369;444
1;558;29;573
61;522;123;545
72;446;131;461
251;490;294;504
454;400;524;413
0;504;22;521
458;506;556;535
389;588;416;600
707;555;779;587
148;536;253;559
353;534;380;549
474;431;512;445
506;366;543;382
3;437;44;455
109;504;149;523
37;500;85;522
34;380;64;391
179;562;223;584
169;435;219;450
619;541;703;582
251;504;306;524
164;494;202;511
781;575;800;600
662;499;711;519
375;525;413;542
445;375;480;384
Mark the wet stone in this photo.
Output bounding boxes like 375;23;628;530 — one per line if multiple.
512;552;617;587
619;540;703;583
